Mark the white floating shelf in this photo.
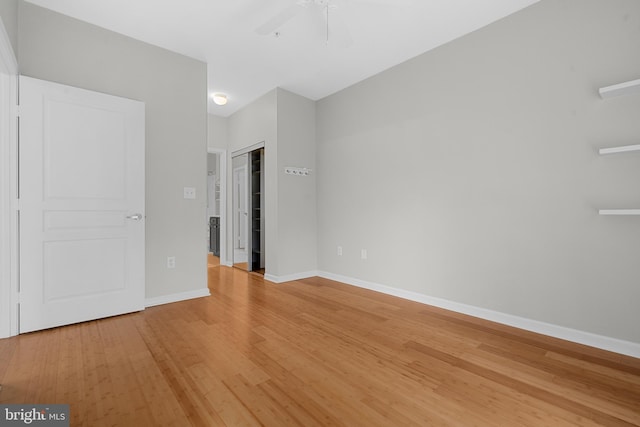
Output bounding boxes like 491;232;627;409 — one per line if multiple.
599;78;640;99
599;209;640;216
599;144;640;155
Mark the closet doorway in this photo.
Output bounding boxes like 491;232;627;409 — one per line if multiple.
232;145;264;274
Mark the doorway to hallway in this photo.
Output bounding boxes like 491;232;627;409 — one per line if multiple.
206;149;226;277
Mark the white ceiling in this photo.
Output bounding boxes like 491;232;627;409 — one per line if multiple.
25;0;540;117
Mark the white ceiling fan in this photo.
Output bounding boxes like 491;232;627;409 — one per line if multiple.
256;0;409;46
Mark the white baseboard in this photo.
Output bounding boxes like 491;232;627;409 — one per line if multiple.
317;271;640;359
264;270;319;284
145;288;211;308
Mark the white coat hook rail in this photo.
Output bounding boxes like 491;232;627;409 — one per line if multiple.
284;167;312;176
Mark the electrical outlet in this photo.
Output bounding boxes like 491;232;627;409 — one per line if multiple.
337;246;343;256
361;249;367;260
167;256;176;269
183;187;196;199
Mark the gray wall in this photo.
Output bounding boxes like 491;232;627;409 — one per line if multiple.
0;0;18;55
208;114;228;151
316;0;640;343
18;2;208;299
276;89;317;277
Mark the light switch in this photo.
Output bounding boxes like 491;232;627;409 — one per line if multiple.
183;187;196;199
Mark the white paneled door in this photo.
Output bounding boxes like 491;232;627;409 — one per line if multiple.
19;76;145;333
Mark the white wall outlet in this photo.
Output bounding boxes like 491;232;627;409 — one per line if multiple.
337;246;343;256
361;249;367;260
167;256;176;269
183;187;196;199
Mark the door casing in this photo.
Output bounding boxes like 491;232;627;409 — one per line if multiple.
0;19;18;339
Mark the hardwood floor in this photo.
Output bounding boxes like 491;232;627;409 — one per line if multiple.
208;253;220;268
1;265;639;426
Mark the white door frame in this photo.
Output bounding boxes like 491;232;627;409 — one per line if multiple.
0;18;18;338
207;148;227;265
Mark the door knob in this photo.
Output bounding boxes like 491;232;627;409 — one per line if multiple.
126;213;143;220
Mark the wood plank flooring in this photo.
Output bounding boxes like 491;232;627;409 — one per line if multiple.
1;265;639;426
208;253;220;268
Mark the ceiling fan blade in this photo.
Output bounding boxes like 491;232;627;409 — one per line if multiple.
255;4;303;35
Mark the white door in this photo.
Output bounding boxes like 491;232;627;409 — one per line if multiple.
19;76;145;333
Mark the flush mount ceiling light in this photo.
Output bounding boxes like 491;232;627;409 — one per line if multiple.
212;93;228;106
